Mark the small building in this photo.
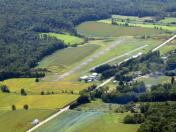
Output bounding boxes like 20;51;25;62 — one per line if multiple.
80;75;89;80
32;119;40;125
92;73;98;76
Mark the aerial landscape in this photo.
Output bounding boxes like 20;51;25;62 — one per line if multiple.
0;0;176;132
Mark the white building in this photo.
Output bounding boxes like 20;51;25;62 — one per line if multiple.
32;119;40;125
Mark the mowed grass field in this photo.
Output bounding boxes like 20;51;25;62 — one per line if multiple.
37;44;100;73
80;37;163;71
0;109;56;132
35;111;139;132
35;100;139;132
77;21;163;38
0;92;79;109
41;33;84;45
2;78;91;94
159;39;176;55
97;15;176;32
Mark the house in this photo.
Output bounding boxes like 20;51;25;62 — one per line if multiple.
79;73;99;82
80;75;89;80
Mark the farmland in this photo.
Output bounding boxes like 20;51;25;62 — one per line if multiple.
97;15;176;32
0;92;79;110
35;100;139;132
77;22;163;38
0;109;56;132
37;44;100;73
2;78;91;94
41;33;84;45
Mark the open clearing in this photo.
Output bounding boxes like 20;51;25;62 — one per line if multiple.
35;100;139;132
37;44;100;73
41;33;84;45
2;78;90;94
0;93;78;109
0;109;55;132
97;15;176;32
35;111;139;132
77;21;163;37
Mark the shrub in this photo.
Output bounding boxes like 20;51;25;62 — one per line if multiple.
23;104;29;110
21;89;27;96
12;105;16;111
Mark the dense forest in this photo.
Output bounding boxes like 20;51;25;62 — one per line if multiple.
0;0;176;80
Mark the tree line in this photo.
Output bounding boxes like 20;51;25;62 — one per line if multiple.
0;0;176;80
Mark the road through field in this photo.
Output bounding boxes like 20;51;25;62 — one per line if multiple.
54;37;125;81
152;34;176;52
26;106;70;132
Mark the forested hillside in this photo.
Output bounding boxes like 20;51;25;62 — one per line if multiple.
0;0;176;80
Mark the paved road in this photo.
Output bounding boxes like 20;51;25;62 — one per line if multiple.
54;38;125;81
91;44;148;70
152;34;176;52
26;106;70;132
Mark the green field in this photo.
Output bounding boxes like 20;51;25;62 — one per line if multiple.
2;78;91;94
97;15;176;32
0;109;55;132
37;44;100;73
77;22;163;37
36;111;139;132
80;37;163;71
41;33;84;45
159;39;176;55
35;100;139;132
137;75;171;87
159;17;176;24
0;92;79;109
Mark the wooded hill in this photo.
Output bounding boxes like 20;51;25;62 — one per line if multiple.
0;0;176;80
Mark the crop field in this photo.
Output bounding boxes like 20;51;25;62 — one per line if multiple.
2;78;90;94
35;101;139;132
0;109;55;132
97;15;176;32
159;39;176;55
0;93;79;109
77;22;163;38
41;33;84;45
137;75;171;87
37;44;100;73
159;17;176;24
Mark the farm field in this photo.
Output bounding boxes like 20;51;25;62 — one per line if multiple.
97;15;176;32
41;33;84;45
77;22;163;38
0;109;56;132
0;92;79;109
2;78;91;94
159;39;176;55
35;100;139;132
37;44;100;73
137;75;171;87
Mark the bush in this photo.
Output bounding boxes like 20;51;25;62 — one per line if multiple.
0;85;10;93
23;104;29;110
12;105;16;111
21;89;27;96
77;95;90;105
124;114;145;124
